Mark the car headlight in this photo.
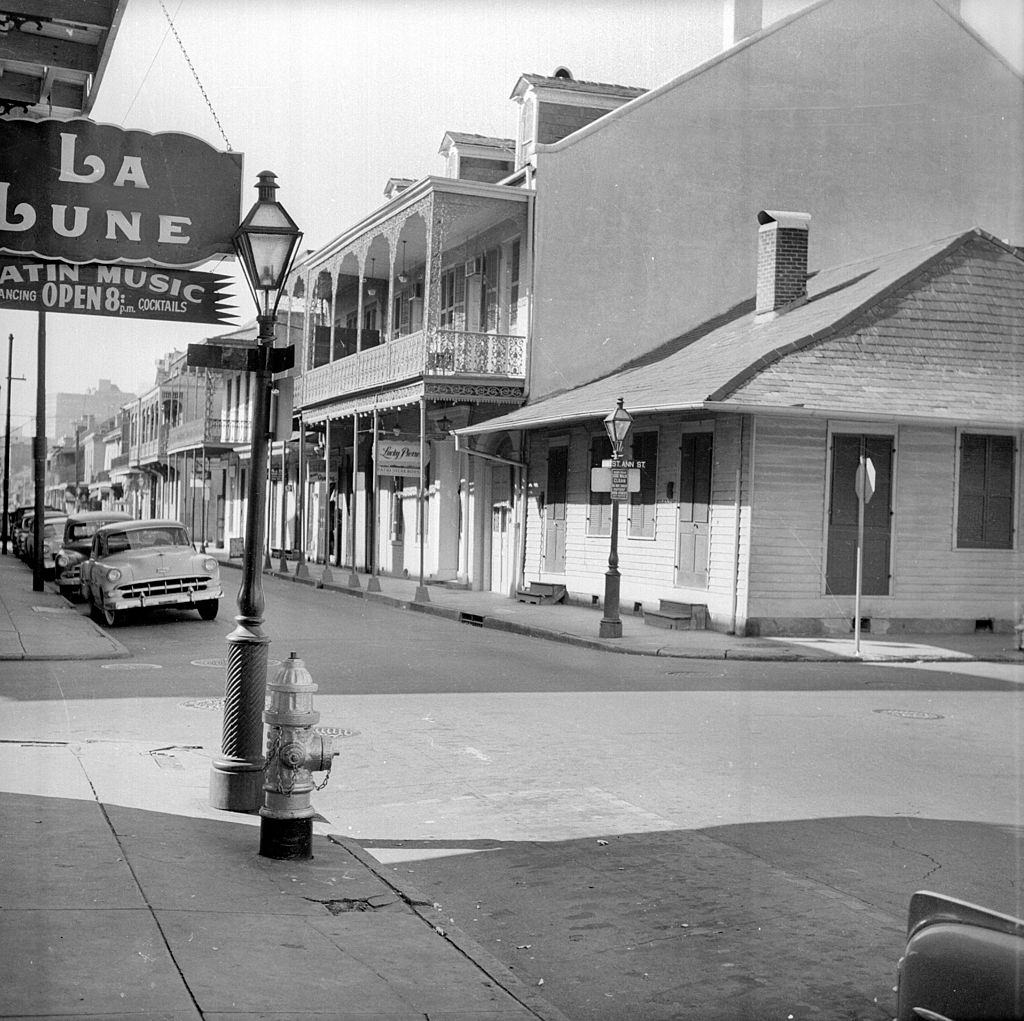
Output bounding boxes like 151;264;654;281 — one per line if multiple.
202;557;217;573
105;568;122;583
55;554;67;568
42;543;51;554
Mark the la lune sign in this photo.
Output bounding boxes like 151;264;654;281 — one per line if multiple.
0;119;243;268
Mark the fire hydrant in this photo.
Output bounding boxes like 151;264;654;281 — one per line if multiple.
259;653;338;860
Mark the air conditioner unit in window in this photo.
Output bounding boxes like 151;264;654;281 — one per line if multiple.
464;257;482;278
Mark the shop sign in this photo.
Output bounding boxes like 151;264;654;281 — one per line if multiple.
0;255;233;324
375;436;428;477
0;119;243;267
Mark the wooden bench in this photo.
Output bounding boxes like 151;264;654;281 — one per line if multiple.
516;582;568;605
644;600;708;630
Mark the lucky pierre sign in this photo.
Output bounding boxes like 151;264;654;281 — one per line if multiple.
0;119;243;268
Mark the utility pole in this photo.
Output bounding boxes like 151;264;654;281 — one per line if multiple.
2;333;25;555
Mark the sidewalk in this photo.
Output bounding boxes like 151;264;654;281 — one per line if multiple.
224;549;1023;665
0;785;563;1020
1;545;1021;663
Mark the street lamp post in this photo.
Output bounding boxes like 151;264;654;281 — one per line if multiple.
599;397;633;639
209;171;302;813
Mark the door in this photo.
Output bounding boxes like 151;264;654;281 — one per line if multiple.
543;445;568;574
490;466;511;594
826;433;893;595
676;432;713;587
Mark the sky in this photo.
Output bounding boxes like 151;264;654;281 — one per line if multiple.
2;0;1021;437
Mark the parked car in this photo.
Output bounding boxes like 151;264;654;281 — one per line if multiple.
18;510;66;564
54;511;133;599
36;516;69;578
896;890;1024;1020
80;519;222;627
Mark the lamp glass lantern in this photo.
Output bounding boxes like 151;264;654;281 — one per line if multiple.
233;171;303;318
603;397;633;458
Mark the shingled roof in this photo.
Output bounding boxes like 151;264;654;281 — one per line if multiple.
462;228;1024;434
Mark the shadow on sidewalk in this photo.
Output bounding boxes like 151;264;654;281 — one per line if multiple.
363;816;1024;1021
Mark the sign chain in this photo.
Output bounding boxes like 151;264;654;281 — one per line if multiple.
158;0;233;152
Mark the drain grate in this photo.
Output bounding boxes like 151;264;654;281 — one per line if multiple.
460;612;484;627
192;658;283;668
874;709;944;720
180;697;225;711
315;726;359;739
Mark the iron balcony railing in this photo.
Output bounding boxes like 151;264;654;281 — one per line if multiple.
167;416;237;451
298;328;526;407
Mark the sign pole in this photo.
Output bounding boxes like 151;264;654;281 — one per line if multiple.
2;332;25;555
854;452;865;656
32;311;46;591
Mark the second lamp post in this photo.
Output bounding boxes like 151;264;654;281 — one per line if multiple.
599;397;633;638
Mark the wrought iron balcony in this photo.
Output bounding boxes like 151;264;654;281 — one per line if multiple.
167;416;233;452
298;328;526;407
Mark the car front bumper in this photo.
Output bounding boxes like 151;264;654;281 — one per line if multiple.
103;585;223;611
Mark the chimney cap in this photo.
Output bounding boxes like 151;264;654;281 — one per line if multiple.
758;209;811;230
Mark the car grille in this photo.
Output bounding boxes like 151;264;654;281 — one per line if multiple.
118;577;215;598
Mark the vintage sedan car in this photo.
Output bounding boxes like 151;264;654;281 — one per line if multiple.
36;516;69;578
80;519;222;627
19;511;67;567
9;504;62;555
54;510;133;599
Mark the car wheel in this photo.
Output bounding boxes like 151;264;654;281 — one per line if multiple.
89;597;104;623
101;605;122;628
58;584;75;602
198;599;219;621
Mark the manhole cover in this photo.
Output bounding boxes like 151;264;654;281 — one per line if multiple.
874;709;944;720
315;726;359;739
100;663;163;671
180;697;225;711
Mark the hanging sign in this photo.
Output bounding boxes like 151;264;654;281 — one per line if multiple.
375;435;429;477
0;256;234;324
0;119;243;267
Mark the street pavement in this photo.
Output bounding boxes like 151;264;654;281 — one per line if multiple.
0;548;1021;1020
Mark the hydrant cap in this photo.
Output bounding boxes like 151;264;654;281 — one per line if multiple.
272;654;314;689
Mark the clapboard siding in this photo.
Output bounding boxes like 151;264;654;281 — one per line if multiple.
748;417;830;606
520;414;749;619
892;425;1022;612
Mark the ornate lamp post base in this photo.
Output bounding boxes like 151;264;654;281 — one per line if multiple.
209;618;270;812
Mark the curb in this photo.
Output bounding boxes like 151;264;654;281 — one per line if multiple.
212;558;1021;665
331;835;572;1021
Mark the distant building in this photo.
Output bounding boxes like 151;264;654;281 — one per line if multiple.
46;379;137;444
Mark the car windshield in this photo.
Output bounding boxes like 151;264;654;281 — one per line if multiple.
103;527;190;555
70;519;121;541
43;521;65;539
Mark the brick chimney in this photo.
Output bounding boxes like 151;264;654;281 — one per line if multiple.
756;209;810;316
723;0;763;48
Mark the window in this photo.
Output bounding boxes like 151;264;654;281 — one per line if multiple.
587;433;612;536
508;239;521;331
957;433;1015;549
628;431;658;538
440;267;465;329
480;247;499;332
